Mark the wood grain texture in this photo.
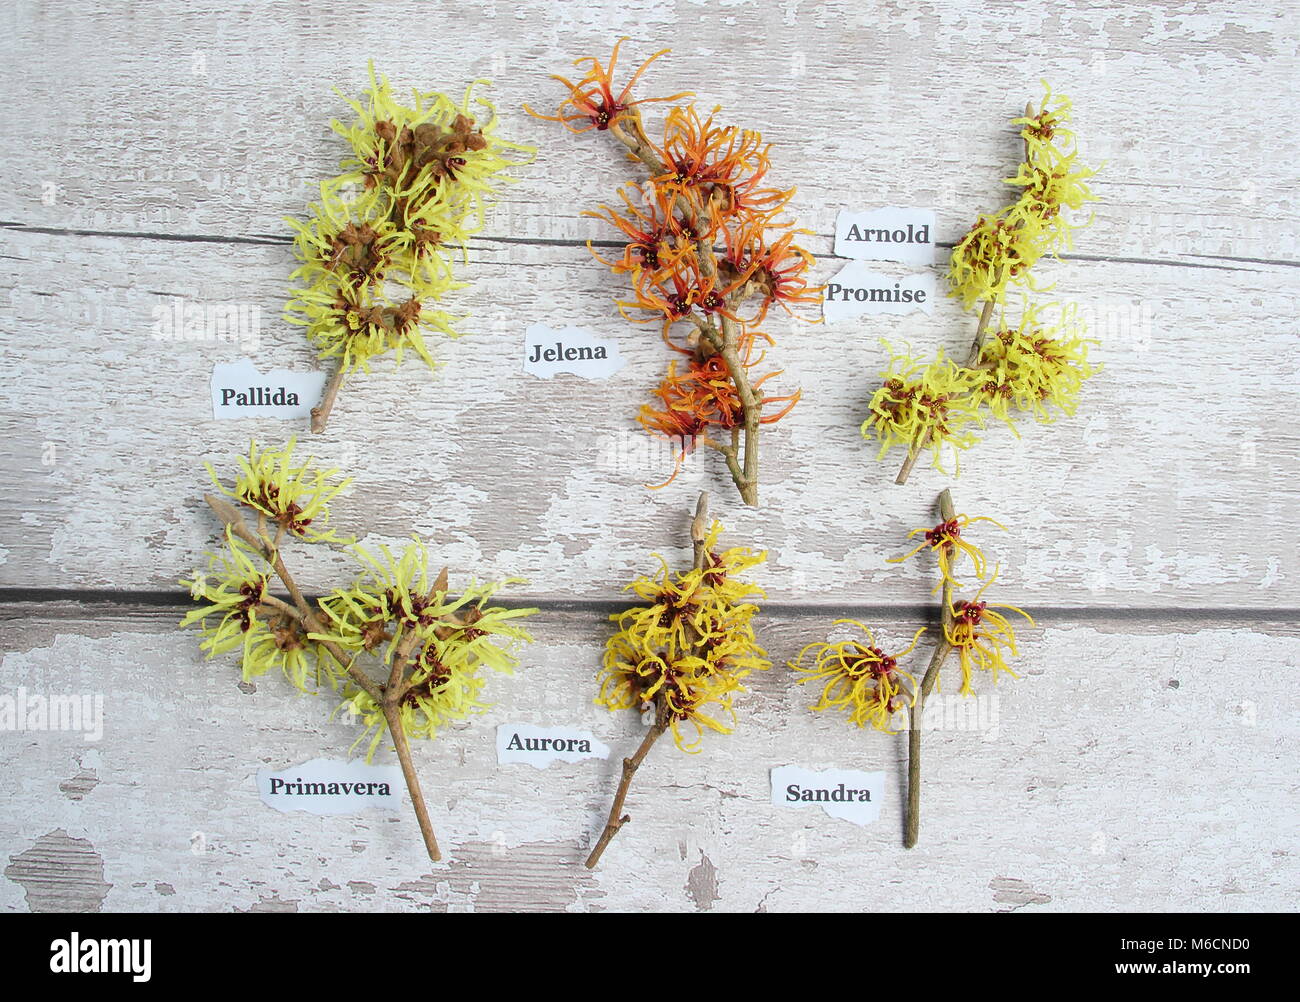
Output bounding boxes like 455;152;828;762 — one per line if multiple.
0;0;1297;912
1;226;1296;606
1;605;1295;912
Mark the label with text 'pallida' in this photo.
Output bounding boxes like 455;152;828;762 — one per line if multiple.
822;262;935;322
770;764;884;826
834;207;936;265
211;358;326;420
496;723;611;769
257;757;401;815
523;323;626;380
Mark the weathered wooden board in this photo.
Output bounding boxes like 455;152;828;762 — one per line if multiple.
1;605;1295;912
1;227;1295;606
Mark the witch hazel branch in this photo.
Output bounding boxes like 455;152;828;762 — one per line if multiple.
287;66;533;433
529;40;820;507
863;84;1101;484
789;489;1033;848
180;440;536;861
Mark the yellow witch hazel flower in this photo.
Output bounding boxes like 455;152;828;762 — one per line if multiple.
183;441;536;862
947;213;1046;311
974;301;1100;424
333;71;532;233
286;64;535;431
598;518;769;752
942;569;1034;697
180;529;271;662
889;510;1007;593
208;438;350;544
315;538;536;760
789;621;926;733
180;530;324;692
862;345;983;474
812;488;1037;849
868;82;1100;482
586;496;770;868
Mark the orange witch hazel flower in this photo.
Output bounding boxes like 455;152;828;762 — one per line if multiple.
525;38;690;134
640;345;799;487
533;40;820;507
723;225;820;325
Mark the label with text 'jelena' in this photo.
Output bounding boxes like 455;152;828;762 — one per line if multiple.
770;764;884;826
523;324;626;380
834;207;936;265
211;358;325;419
822;262;935;322
496;724;610;769
257;758;401;815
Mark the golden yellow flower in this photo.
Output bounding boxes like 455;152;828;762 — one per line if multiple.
598;518;768;752
209;438;350;544
862;346;983;473
975;302;1100;423
790;621;926;733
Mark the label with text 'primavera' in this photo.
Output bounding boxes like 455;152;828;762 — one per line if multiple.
523;323;626;380
834;207;936;265
211;358;326;420
257;758;402;815
496;724;610;769
822;262;935;322
770;764;884;826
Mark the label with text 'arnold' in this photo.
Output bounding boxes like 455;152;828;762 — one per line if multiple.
523;323;626;380
496;724;611;769
211;358;326;419
822;262;935;322
257;758;401;815
771;764;884;826
834;207;935;265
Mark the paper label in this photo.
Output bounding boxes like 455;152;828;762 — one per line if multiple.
822;262;935;321
834;207;936;264
523;324;626;380
211;358;326;419
770;764;884;826
257;757;402;815
496;724;610;769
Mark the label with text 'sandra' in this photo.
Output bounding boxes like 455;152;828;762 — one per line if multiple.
770;764;884;826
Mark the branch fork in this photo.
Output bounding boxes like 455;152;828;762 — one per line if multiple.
205;492;443;862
